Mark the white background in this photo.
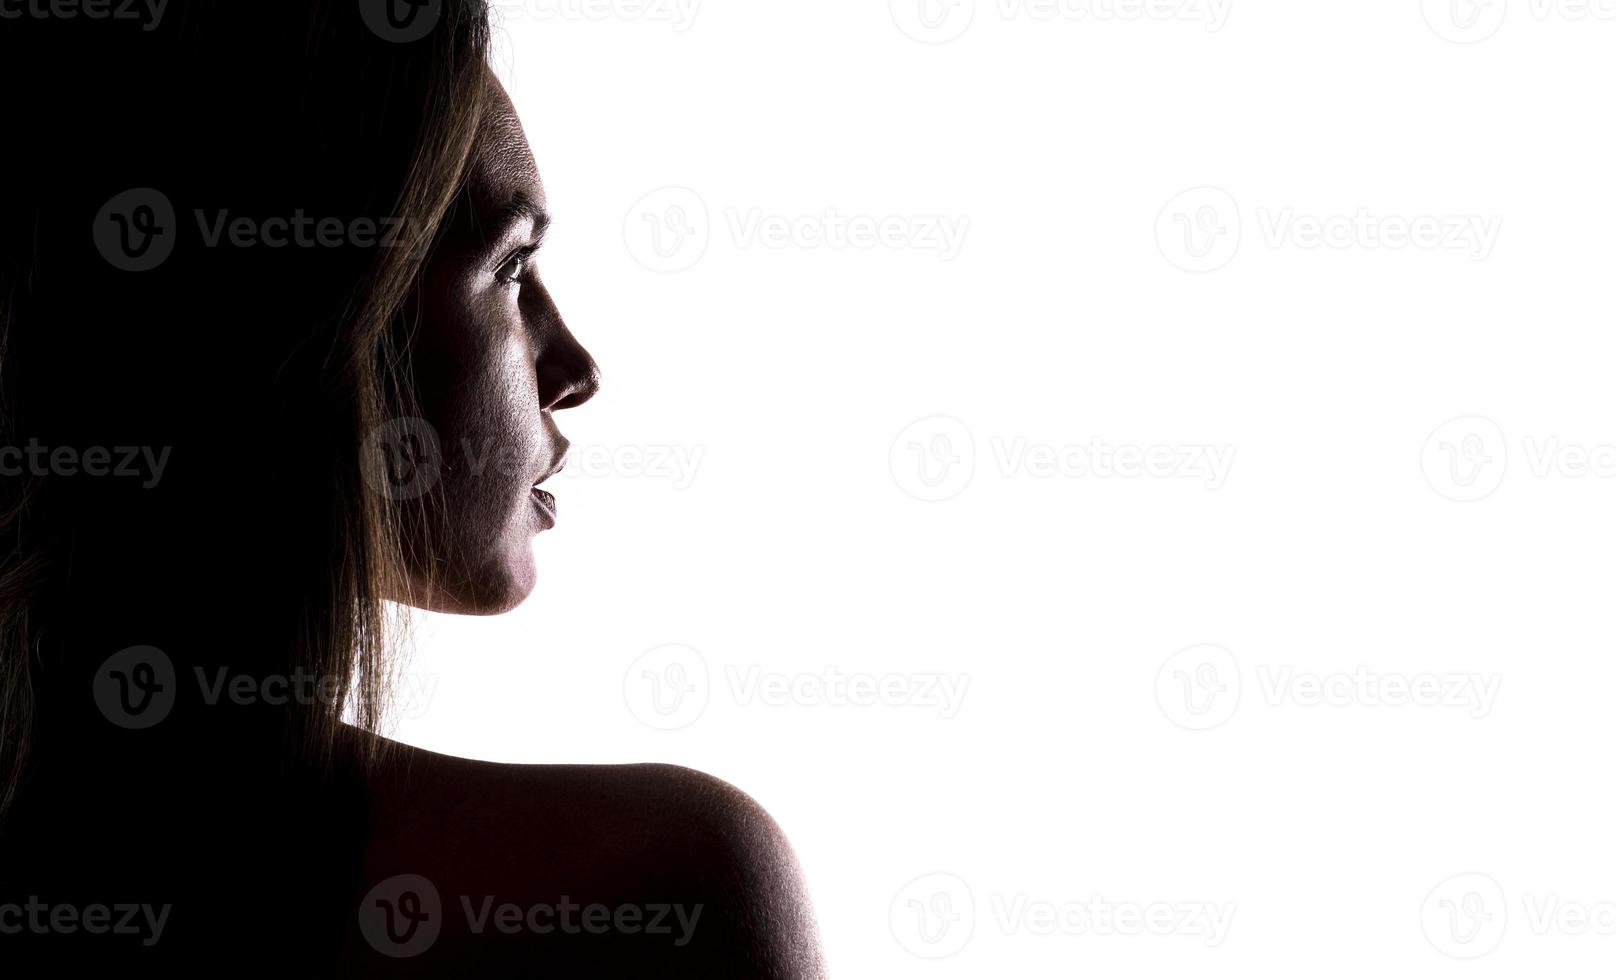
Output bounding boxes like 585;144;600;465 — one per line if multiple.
387;1;1616;976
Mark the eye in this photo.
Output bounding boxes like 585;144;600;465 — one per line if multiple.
496;245;539;285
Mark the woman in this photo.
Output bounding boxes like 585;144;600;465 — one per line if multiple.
0;2;824;974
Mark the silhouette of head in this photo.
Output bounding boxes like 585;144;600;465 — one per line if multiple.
0;0;595;809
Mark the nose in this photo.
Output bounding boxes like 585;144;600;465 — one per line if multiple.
531;286;600;411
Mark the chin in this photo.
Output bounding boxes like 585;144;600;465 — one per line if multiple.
409;547;537;616
466;549;538;615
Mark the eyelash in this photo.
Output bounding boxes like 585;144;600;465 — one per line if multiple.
496;243;542;285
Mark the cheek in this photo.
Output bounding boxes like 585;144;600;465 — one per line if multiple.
409;290;547;608
437;320;544;532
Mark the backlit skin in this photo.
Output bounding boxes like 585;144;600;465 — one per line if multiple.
402;74;599;615
359;73;828;976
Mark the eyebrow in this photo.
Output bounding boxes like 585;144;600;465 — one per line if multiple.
496;193;550;239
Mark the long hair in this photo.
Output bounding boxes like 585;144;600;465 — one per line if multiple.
0;0;491;827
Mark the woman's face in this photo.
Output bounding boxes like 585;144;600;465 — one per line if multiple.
401;75;599;615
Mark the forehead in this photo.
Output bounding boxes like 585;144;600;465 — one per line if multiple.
465;77;545;215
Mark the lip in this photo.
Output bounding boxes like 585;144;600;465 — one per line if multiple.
530;449;566;530
530;485;556;529
533;458;566;486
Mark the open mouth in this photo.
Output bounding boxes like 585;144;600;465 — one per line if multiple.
530;483;557;528
531;453;566;527
531;463;561;525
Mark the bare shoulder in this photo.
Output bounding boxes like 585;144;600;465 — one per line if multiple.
346;738;826;978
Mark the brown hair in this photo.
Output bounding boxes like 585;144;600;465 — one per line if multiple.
0;0;492;819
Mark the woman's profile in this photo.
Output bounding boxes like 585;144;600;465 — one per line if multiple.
0;2;824;974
